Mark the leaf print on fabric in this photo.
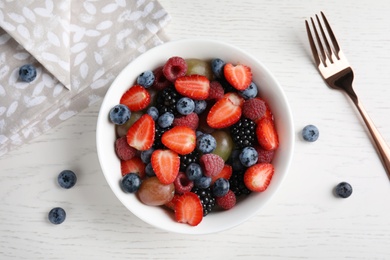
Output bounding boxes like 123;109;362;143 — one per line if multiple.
0;33;11;45
8;13;26;24
7;101;18;117
97;34;110;47
83;2;96;15
79;63;88;79
74;51;86;66
13;52;30;60
94;52;103;65
16;25;30;39
101;3;118;14
71;42;88;53
47;31;61;47
59;110;77;121
96;21;113;30
22;7;36;23
23;96;46;108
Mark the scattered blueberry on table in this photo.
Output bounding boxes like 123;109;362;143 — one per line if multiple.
57;170;77;189
335;182;353;198
302;124;319;142
19;64;37;83
48;207;66;225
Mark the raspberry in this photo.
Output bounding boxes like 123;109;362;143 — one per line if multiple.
162;56;187;82
115;136;137;161
200;153;224;177
207;81;224;100
152;66;171;90
255;145;275;163
216;190;236;210
174;172;194;194
242;97;267;123
173;112;199;130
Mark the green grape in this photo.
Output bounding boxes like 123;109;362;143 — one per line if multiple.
115;111;143;137
185;59;213;80
138;177;175;206
211;130;234;161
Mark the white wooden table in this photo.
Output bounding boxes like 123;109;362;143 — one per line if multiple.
1;0;390;259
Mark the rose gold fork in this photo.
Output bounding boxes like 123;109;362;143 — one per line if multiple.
305;12;390;178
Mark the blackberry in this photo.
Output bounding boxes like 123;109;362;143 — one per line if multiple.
230;118;256;149
153;125;171;149
229;170;251;197
192;187;216;216
179;150;199;172
156;86;182;115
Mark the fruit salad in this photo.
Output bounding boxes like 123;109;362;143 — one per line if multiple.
109;56;279;226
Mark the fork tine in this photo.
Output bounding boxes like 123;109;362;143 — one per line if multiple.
310;17;328;66
321;12;340;59
305;20;321;66
316;14;334;63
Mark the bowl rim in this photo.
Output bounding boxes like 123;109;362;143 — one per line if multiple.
96;39;295;234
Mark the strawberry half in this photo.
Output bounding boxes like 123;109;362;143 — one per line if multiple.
223;63;252;91
120;157;146;178
256;117;279;151
174;75;210;100
120;85;151;111
244;163;274;192
126;114;155;151
151;149;180;184
174;192;203;226
161;126;196;155
206;93;243;129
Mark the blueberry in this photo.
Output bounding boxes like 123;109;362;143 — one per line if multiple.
211;58;226;78
48;207;66;225
335;182;353;198
121;173;141;193
145;163;156;177
197;134;217;153
146;106;159;121
239;147;258;167
176;97;195;115
140;147;155;164
157;112;174;128
136;70;155;88
109;104;131;125
302;125;319;142
239;82;258;99
229;149;245;171
186;163;203;181
57;170;77;189
194;176;212;189
213;178;229;197
194;100;207;114
19;64;37;82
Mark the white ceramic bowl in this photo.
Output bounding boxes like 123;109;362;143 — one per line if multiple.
96;39;294;234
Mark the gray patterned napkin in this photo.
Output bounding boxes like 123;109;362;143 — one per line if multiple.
0;0;171;157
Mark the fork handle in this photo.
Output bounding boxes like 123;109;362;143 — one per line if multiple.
354;100;390;178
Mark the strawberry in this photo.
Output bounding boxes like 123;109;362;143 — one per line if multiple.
151;149;180;184
211;164;233;185
244;163;274;192
206;93;243;129
174;192;203;226
174;75;210;100
120;85;151;111
120;157;146;178
223;63;252;91
126;114;155;151
256;117;279;151
161;126;196;155
164;194;181;211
